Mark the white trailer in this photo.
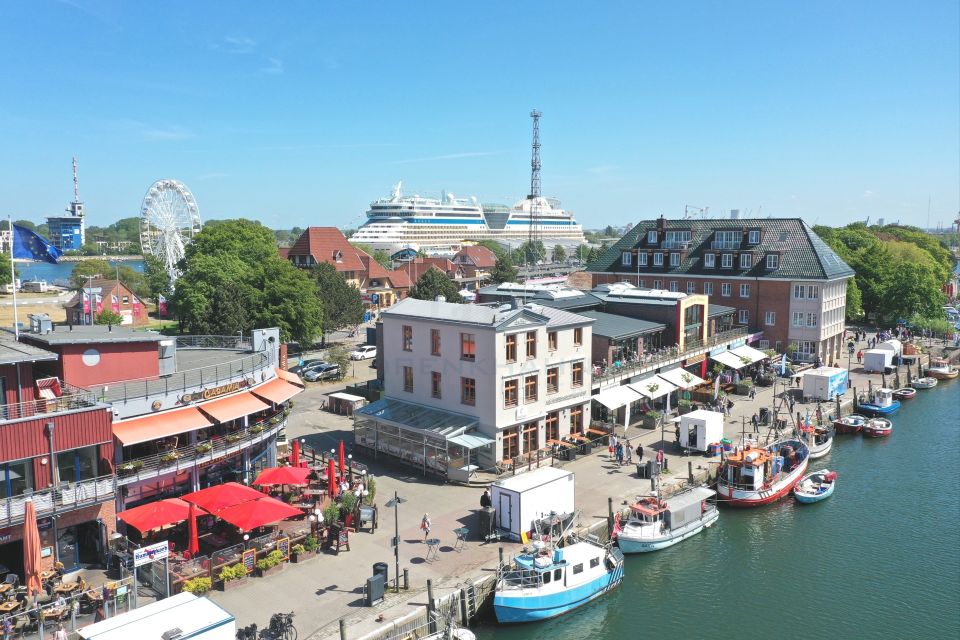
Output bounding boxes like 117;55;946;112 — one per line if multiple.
491;467;575;542
77;592;235;640
678;409;724;452
863;349;893;373
802;366;849;401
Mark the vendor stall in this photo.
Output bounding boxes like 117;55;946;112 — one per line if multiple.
328;392;367;416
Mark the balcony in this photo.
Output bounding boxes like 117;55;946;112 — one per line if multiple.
115;409;289;486
0;382;100;423
710;240;742;250
0;474;115;528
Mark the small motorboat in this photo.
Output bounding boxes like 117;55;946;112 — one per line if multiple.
912;377;938;389
862;418;893;438
616;487;719;553
857;388;900;416
793;469;837;503
833;414;867;434
892;387;916;401
926;359;959;380
798;416;833;459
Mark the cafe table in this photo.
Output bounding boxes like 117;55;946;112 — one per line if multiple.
0;600;20;613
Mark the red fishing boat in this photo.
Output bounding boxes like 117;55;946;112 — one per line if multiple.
833;414;867;434
717;439;809;507
862;418;892;438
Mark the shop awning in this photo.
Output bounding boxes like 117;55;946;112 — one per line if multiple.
117;498;208;533
197;393;271;423
252;466;312;486
275;368;304;388
711;350;750;370
730;344;769;364
448;433;495;450
113;407;213;446
251;377;302;405
629;376;679;400
215;496;303;532
593;385;643;410
656;368;707;390
181;482;265;515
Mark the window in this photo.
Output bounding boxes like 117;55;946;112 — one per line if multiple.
571;405;584;434
571;362;584;387
766;254;779;270
548;331;558;351
505;334;517;362
545;411;559;441
621;251;632;266
808;286;819;299
526;331;537;358
430;329;441;356
794;285;805;299
590;557;600;568
670;252;680;267
647;230;657;243
461;377;476;405
554;568;562;581
807;313;818;327
704;253;715;268
793;311;804;327
653;280;663;289
721;254;733;268
653;252;663;266
542;571;551;585
748;230;760;244
738;309;749;324
402;325;413;351
547;367;559;393
665;230;692;246
522;421;539;453
686;282;696;294
502;427;519;460
703;282;714;295
504;379;519;407
739;284;750;298
775;341;783;352
56;445;98;483
573;327;583;346
638;253;648;266
1;458;34;498
765;311;776;326
721;283;732;297
524;375;538;403
572;563;584;575
403;366;413;392
460;333;475;360
669;281;678;292
739;254;752;269
122;296;129;304
431;371;442;398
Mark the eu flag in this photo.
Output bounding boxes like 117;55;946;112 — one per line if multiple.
12;224;62;264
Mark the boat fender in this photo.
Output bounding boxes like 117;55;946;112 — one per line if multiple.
701;500;707;514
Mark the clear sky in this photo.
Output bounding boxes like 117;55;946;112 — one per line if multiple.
1;1;958;231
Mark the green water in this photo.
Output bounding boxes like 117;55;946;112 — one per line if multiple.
478;382;960;640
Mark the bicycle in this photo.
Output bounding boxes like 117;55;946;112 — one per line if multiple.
262;612;297;640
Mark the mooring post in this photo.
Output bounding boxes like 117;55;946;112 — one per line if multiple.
688;460;694;484
403;568;409;590
459;588;468;625
498;546;504;569
339;618;347;640
650;476;655;492
426;579;436;634
607;497;613;535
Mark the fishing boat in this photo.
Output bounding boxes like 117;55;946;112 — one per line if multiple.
862;417;893;438
615;487;718;553
893;387;917;401
857;388;900;416
912;377;938;389
716;438;809;507
793;469;837;503
494;529;624;623
800;423;833;459
926;359;959;380
833;414;868;434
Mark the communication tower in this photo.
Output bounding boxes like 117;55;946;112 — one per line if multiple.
527;109;542;266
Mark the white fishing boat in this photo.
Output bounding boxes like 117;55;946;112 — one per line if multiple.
926;359;959;380
616;487;718;553
798;414;833;460
912;377;938;389
717;438;810;507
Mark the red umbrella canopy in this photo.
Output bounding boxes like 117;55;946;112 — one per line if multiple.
252;466;311;487
327;459;338;499
181;482;264;515
291;440;301;467
187;502;200;556
338;441;346;476
215;497;304;532
117;498;208;534
22;499;42;596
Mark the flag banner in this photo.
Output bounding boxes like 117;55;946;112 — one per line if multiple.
95;294;103;314
82;293;90;314
111;294;120;313
158;294;168;318
11;225;62;264
133;297;142;317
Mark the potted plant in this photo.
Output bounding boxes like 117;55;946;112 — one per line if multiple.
218;563;248;591
182;576;212;595
250;423;265;435
363;476;377;505
291;536;318;563
194;442;212;456
159;451;180;465
641;410;662;429
736;379;754;396
225;433;242;444
340;492;360;529
677;399;693;415
117;460;144;476
256;550;285;577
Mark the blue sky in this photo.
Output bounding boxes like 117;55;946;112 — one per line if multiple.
1;1;957;231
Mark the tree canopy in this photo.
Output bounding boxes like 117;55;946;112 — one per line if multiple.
313;262;364;338
551;245;567;263
69;259;150;299
409;268;463;303
490;254;519;284
512;240;546;266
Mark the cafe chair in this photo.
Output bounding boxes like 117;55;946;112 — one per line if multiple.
2;575;16;588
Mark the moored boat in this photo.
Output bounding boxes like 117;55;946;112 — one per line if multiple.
912;377;938;389
857;388;900;416
793;469;837;503
926;359;959;380
862;417;893;438
616;487;718;553
893;387;916;401
833;414;868;434
716;438;809;507
798;417;833;459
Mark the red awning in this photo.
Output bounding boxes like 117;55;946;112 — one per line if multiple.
252;466;311;486
181;482;264;515
117;498;209;533
215;497;304;532
197;393;271;423
251;377;302;405
114;407;213;446
275;368;304;388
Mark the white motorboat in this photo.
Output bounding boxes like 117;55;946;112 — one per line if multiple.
616;487;718;553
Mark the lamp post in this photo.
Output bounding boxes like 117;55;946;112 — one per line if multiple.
347;454;353;483
385;490;407;593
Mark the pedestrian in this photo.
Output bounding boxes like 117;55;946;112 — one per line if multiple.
674;425;681;443
94;604;105;623
637;443;644;462
420;513;431;541
751;413;759;433
857;350;863;364
615;442;624;466
788;395;795;413
608;433;617;461
2;616;13;640
54;623;68;640
625;441;633;464
749;387;756;400
480;489;492;509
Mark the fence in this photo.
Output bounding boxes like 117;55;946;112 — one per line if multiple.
0;383;100;423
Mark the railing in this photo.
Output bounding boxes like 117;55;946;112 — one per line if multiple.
115;409;289;485
710;240;742;250
175;334;252;350
0;382;100;423
0;474;115;528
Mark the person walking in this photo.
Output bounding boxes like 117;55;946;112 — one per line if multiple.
54;623;69;640
480;489;492;509
751;413;759;433
2;616;14;640
637;443;644;462
608;433;618;462
857;350;863;364
625;441;634;465
420;513;431;542
615;441;624;466
749;386;756;400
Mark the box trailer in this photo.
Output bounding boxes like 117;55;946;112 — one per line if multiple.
802;366;849;401
678;409;724;452
491;467;575;542
77;592;235;640
863;349;893;373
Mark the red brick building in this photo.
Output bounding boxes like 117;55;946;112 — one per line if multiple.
64;279;150;326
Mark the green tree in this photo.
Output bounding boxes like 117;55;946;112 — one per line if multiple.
70;259;112;288
603;225;616;237
13;220;35;231
880;259;945;321
94;310;124;325
352;242;392;268
143;254;172;299
326;344;351;379
0;252;17;286
80;242;102;256
490;254;519;284
409;268;463;303
844;277;864;321
551;245;567;263
515;240;546;265
313;263;364;340
475;240;507;260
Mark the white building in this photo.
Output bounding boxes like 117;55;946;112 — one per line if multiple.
355;298;594;477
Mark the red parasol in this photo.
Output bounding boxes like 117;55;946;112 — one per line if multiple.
215;496;303;532
338;440;346;477
291;439;301;468
187;502;200;556
327;459;338;499
117;498;208;533
181;482;264;515
22;499;42;596
252;466;311;487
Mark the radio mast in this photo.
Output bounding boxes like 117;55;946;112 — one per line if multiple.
527;109;542;266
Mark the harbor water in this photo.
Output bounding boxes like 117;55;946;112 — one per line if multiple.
477;382;959;640
17;259;143;286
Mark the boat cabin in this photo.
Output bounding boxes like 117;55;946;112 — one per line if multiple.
628;487;715;533
503;541;607;592
862;388;895;409
722;444;800;490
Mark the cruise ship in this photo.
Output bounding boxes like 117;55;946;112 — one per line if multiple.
348;182;586;256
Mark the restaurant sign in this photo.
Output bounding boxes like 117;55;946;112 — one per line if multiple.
134;540;169;567
180;378;252;404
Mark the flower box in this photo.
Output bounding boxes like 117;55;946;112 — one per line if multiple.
291;549;316;563
219;576;248;592
258;563;284;578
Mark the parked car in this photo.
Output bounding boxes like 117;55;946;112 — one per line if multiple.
303;364;341;382
350;345;377;360
294;358;326;372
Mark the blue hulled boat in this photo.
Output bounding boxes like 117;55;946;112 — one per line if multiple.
857;388;900;416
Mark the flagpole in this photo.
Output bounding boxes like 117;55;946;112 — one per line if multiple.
8;217;19;338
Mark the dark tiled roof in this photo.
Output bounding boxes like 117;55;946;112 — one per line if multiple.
578;311;665;339
585;218;854;281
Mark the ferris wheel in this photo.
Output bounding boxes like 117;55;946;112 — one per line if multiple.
139;179;202;285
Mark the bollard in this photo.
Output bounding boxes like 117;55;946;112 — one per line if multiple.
339;618;348;640
459;588;468;625
427;580;437;634
688;460;694;484
498;547;504;569
403;568;409;590
607;497;613;535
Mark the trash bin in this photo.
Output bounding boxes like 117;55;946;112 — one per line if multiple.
366;573;385;606
373;562;388;585
759;407;770;426
478;507;496;539
637;462;649;479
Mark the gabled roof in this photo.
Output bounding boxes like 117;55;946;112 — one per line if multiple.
399;258;461;284
453;246;497;268
358;254;412;289
287;227;366;273
64;279;139;309
586;218;854;280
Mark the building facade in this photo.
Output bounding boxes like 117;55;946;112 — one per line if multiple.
64;279;150;326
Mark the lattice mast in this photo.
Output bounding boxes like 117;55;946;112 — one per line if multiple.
527;109;542;266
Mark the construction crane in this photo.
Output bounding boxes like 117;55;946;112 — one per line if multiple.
683;205;708;219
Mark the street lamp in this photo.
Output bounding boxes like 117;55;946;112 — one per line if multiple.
385;490;407;593
347;454;353;483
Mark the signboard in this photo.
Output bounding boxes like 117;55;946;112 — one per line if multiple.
685;353;706;365
242;548;256;574
180;378;252;404
134;540;169;567
276;537;290;560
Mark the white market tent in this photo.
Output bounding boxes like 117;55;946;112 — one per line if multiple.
711;344;768;370
656;368;707;390
629;376;678;400
593;384;644;427
731;344;769;364
711;350;749;370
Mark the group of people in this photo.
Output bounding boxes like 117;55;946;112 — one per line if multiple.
607;433;642;467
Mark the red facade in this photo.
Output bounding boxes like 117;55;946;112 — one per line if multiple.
58;342;160;387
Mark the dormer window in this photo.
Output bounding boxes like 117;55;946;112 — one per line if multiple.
647;230;658;243
333;250;343;263
653;252;663;266
670;252;680;267
739;254;752;269
748;230;761;244
704;253;715;268
721;254;733;268
621;251;632;266
766;254;779;270
638;253;648;266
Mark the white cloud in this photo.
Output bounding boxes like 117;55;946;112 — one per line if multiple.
217;36;257;54
862;190;875;198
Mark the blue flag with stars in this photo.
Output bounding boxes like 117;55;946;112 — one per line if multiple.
12;224;62;264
